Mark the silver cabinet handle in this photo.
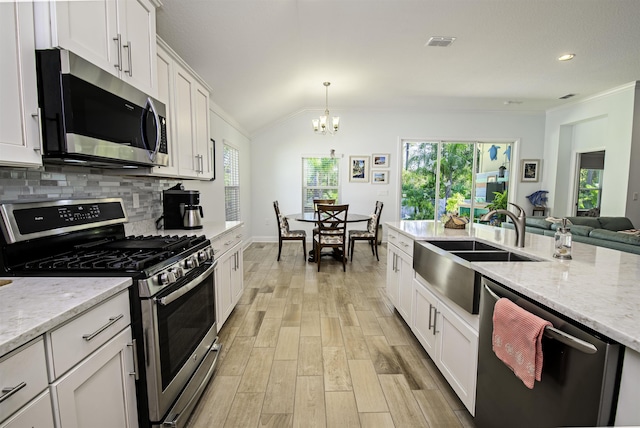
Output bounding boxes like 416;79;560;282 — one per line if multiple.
82;314;124;341
428;304;435;332
31;108;43;153
128;339;140;380
123;41;132;76
113;33;122;70
432;309;439;335
0;382;26;403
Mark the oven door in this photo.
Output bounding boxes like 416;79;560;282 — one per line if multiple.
141;259;219;423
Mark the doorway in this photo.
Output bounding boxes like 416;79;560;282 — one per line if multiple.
574;150;605;216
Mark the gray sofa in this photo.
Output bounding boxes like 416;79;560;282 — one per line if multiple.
502;216;640;255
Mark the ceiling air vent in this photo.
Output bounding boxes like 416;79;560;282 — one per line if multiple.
559;93;576;99
426;36;456;47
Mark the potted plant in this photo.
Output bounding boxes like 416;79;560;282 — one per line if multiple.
485;189;508;225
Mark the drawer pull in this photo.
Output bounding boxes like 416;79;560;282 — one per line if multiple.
82;314;124;341
0;382;26;403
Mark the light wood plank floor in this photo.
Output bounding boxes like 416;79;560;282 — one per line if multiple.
187;242;476;428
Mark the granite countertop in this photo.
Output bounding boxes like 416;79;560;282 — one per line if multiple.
0;276;132;356
386;220;640;353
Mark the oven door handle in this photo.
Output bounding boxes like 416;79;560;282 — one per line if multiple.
155;260;217;306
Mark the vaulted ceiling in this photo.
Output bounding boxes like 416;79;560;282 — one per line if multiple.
156;0;640;136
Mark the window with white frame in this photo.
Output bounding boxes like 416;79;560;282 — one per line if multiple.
302;157;340;213
224;143;240;221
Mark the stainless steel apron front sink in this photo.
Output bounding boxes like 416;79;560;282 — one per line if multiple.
413;239;539;314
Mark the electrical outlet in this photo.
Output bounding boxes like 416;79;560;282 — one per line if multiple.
634;192;638;201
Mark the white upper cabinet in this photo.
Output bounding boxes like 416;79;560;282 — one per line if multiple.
34;0;158;97
150;39;213;180
0;1;43;168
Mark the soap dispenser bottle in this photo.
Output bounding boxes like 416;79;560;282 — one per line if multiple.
553;218;572;260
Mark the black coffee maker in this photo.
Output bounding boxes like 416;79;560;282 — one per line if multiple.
161;183;204;229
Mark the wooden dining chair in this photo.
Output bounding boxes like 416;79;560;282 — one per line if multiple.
312;198;336;241
273;201;306;261
349;201;384;261
314;204;349;272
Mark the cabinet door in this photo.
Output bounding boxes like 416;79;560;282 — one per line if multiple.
216;249;234;331
53;328;138;428
385;246;399;306
150;43;178;177
435;302;478;414
174;63;199;178
396;253;413;323
194;82;213;179
118;0;156;96
412;279;438;359
231;246;244;303
47;0;119;76
0;1;42;167
0;391;54;428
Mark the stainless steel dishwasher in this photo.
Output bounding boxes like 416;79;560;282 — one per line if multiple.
475;277;623;428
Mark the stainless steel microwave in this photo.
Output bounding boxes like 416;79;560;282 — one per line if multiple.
36;49;169;168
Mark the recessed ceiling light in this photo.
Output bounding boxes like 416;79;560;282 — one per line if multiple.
425;36;456;47
504;100;523;105
558;53;575;61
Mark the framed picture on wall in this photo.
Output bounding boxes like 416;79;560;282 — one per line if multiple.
349;156;370;182
521;159;540;182
372;153;390;168
372;170;389;184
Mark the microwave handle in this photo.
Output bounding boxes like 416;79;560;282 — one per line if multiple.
144;97;161;161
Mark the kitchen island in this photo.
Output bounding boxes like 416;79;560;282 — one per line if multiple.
386;220;640;426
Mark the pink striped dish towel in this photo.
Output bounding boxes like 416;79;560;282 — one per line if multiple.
492;297;552;389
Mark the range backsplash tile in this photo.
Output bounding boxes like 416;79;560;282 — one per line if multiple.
0;165;180;225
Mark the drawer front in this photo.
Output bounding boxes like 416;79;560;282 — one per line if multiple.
397;232;414;257
49;290;130;379
0;390;54;428
0;338;48;423
213;226;244;257
389;228;413;257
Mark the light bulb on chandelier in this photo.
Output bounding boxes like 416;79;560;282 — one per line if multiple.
312;82;340;135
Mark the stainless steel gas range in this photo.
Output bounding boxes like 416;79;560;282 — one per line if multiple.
0;198;221;428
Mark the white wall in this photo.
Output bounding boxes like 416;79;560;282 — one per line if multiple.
544;82;640;225
250;108;545;242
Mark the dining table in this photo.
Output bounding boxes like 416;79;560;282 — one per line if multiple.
286;212;371;262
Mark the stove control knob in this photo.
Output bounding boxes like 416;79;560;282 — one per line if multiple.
197;250;209;263
184;256;198;269
158;271;176;286
171;266;184;278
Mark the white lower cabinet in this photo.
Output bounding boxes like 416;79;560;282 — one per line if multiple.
412;276;478;414
51;327;138;428
213;226;245;331
1;391;54;428
386;230;413;323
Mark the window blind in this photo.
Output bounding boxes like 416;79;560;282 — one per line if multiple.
302;157;340;213
224;144;240;221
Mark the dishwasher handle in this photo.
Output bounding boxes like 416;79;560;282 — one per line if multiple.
483;283;598;355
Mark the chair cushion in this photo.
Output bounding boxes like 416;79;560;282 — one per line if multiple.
367;213;377;233
283;230;306;238
567;225;593;237
278;213;295;235
349;230;374;239
318;235;344;244
524;217;553;230
565;216;601;229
